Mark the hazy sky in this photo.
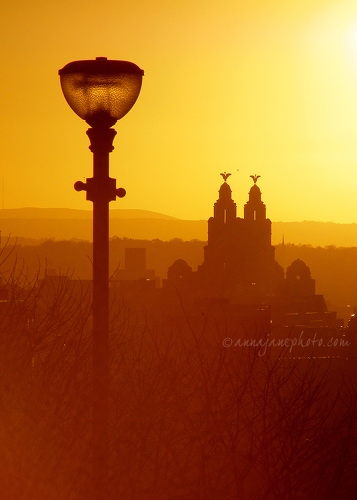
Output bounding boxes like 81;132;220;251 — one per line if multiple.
2;0;357;222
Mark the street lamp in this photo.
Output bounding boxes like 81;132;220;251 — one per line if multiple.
59;57;144;499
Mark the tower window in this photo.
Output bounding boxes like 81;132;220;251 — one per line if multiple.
253;210;257;220
224;209;227;224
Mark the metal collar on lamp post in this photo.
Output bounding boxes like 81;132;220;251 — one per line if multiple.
59;57;143;499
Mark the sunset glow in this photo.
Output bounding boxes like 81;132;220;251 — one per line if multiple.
1;0;357;223
3;4;357;497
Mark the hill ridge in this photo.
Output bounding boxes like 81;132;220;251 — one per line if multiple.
0;209;357;246
0;207;178;220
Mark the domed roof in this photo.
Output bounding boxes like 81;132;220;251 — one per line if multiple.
219;182;232;199
248;183;261;201
170;259;191;271
286;259;311;280
167;259;192;282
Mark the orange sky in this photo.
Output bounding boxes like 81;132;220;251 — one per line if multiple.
2;0;357;222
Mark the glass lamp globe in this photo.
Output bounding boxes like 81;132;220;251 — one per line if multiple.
59;57;144;127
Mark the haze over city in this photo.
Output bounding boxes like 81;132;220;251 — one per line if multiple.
3;1;357;499
2;0;357;223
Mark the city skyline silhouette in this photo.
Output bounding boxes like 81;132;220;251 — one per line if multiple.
2;1;357;497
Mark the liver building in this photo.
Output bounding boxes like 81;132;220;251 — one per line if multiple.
196;173;284;302
164;174;338;329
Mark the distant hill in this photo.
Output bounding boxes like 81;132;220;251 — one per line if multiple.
0;207;177;220
1;209;357;246
0;208;205;242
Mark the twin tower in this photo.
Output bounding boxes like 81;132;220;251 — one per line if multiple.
165;173;334;327
196;173;284;302
166;174;285;303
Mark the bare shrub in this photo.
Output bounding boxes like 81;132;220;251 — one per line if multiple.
0;267;356;499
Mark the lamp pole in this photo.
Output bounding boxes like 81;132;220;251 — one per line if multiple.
75;125;123;498
59;57;143;499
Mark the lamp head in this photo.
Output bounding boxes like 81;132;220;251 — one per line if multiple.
59;57;144;127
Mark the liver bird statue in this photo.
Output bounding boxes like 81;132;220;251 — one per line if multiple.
220;172;231;182
250;174;261;184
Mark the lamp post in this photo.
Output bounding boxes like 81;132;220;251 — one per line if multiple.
59;57;144;498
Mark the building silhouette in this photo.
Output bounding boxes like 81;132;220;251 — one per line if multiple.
196;174;283;302
114;247;156;281
163;174;340;330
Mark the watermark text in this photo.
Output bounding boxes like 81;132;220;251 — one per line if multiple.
222;331;351;356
